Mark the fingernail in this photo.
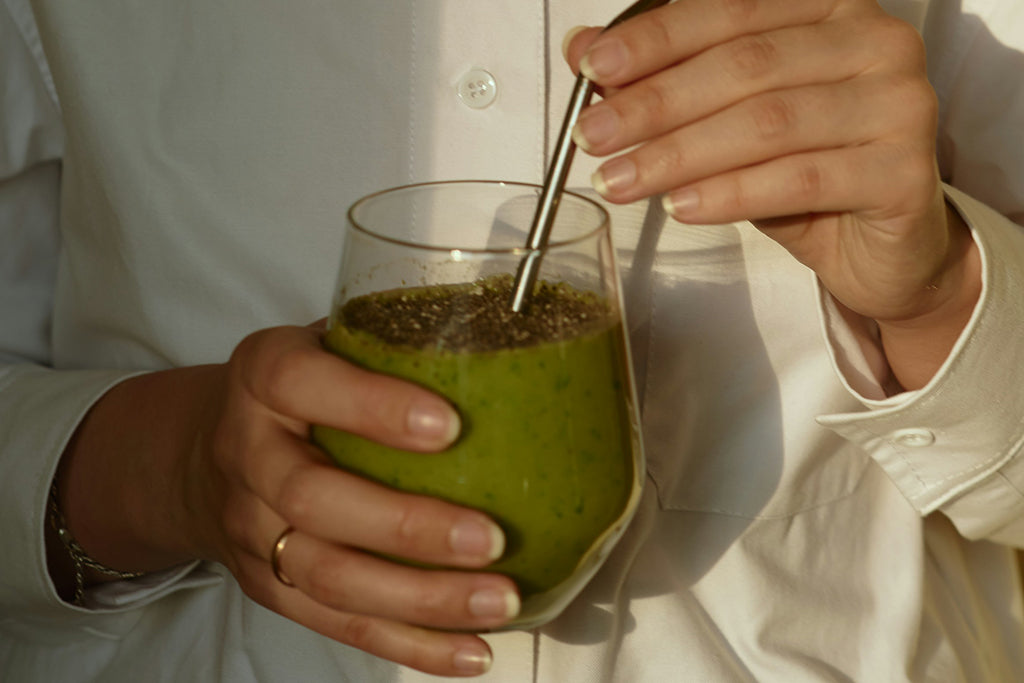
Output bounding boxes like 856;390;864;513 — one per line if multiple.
406;399;461;444
453;646;493;674
592;158;636;197
662;188;700;219
468;587;521;620
581;39;627;81
449;518;505;562
562;25;588;62
572;105;620;152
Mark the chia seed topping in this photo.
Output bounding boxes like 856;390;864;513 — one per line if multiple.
339;274;612;352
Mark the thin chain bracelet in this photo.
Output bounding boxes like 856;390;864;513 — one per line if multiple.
48;481;146;606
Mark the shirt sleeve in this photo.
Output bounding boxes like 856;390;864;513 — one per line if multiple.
0;0;62;367
814;1;1024;548
817;186;1024;548
0;0;208;618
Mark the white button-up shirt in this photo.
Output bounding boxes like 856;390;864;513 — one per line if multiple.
2;1;1024;681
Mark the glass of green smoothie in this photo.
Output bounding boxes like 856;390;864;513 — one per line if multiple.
311;180;643;630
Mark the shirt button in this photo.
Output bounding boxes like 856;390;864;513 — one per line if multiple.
891;428;936;448
457;69;498;109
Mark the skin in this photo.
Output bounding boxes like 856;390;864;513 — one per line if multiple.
46;0;983;678
565;0;980;391
51;323;517;675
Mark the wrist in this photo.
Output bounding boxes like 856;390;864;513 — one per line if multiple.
46;478;146;604
875;201;981;390
53;365;224;583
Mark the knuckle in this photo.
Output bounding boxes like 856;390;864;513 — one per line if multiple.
877;16;927;67
892;144;939;197
407;582;450;624
862;15;927;75
724;34;779;82
390;500;430;553
895;76;938;126
229;327;266;365
870;73;937;141
232;327;287;372
305;556;352;605
722;174;749;215
350;376;406;434
750;94;798;141
355;376;394;414
338;613;380;652
650;146;687;178
633;79;674;126
641;12;676;54
231;326;313;411
258;344;315;410
275;465;321;526
792;160;825;203
721;0;760;27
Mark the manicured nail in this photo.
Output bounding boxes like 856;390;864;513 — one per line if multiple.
449;518;505;562
662;188;700;219
592;157;636;197
468;587;521;620
453;647;493;674
572;105;621;152
580;39;628;81
562;25;588;62
406;399;461;444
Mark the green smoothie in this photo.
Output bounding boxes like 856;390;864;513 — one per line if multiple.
311;275;639;609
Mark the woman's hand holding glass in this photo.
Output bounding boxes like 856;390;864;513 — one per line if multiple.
206;323;528;674
56;323;515;677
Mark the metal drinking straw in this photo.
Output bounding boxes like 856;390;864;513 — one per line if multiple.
509;0;672;312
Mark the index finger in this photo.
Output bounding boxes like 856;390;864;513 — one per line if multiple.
576;0;837;86
235;325;460;453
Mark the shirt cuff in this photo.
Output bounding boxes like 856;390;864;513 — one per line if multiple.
82;561;222;610
815;186;1024;532
0;364;216;617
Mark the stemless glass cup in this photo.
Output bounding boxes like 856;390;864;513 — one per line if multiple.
312;180;643;630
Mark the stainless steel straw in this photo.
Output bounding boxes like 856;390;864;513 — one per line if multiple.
510;0;672;312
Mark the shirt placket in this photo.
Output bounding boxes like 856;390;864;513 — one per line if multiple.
407;1;548;184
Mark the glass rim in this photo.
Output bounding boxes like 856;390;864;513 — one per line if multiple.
346;179;611;254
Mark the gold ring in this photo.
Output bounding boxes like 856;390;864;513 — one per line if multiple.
270;526;296;587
